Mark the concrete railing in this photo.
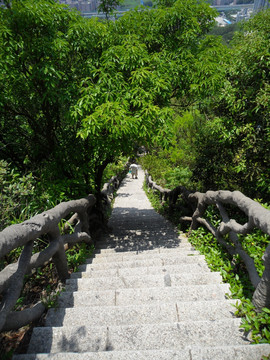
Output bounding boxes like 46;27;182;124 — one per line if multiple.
0;195;97;332
145;171;270;311
0;164;131;333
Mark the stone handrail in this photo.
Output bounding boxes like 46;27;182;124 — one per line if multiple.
0;195;96;332
0;163;129;333
145;171;270;311
101;175;121;203
101;162;130;205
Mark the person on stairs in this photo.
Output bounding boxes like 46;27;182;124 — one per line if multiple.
129;163;138;179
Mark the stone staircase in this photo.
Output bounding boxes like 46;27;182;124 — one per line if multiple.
13;167;270;359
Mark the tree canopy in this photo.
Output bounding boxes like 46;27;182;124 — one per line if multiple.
0;0;222;194
193;10;270;200
0;0;269;206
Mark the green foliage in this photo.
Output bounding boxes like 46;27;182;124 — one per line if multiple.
0;0;224;199
0;161;37;230
145;185;270;342
143;181;165;213
1;1;270;350
239;230;268;277
208;23;240;46
72;0;220;190
102;156;129;184
167;110;204;168
140;155;172;187
116;0;217;53
1;0;268;208
164;167;192;189
187;207;270;343
143;1;153;7
189;228;253;297
0;160;88;230
195;9;270;201
141;154;192;189
140;110;212;190
154;0;177;8
66;243;94;273
120;0;141;9
0;0;109;195
192;115;240;191
189;35;228;101
98;0;124;19
41;286;62;309
235;300;270;344
140;10;270;202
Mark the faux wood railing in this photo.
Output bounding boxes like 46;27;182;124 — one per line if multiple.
145;171;270;311
0;163;129;333
0;195;96;332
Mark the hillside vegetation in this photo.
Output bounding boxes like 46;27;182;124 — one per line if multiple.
0;0;269;224
0;0;270;221
0;1;270;354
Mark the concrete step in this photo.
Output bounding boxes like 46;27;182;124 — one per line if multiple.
65;272;223;291
13;344;270;360
96;234;191;245
110;209;163;214
82;255;207;271
70;263;211;279
108;227;178;233
95;241;195;252
26;319;248;354
108;222;177;228
95;243;192;253
108;213;175;221
97;234;191;242
89;252;204;264
106;234;188;240
45;299;238;327
108;210;170;217
109;229;180;236
57;284;231;307
94;245;196;257
109;227;177;233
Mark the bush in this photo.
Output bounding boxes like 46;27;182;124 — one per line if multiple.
0;161;37;230
140;155;192;189
102;156;129;186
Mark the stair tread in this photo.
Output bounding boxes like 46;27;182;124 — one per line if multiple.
27;319;250;354
80;256;208;271
71;263;211;279
89;253;203;263
57;283;231;307
65;272;223;291
45;299;238;327
92;248;199;258
13;350;191;360
13;345;270;360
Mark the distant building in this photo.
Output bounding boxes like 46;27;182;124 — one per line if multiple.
253;0;270;12
213;0;237;4
59;0;98;12
236;7;251;22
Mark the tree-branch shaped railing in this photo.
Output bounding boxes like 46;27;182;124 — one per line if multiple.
145;171;270;311
0;164;129;333
0;195;96;332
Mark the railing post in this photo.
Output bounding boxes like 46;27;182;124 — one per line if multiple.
52;236;70;282
252;245;270;311
0;240;33;332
